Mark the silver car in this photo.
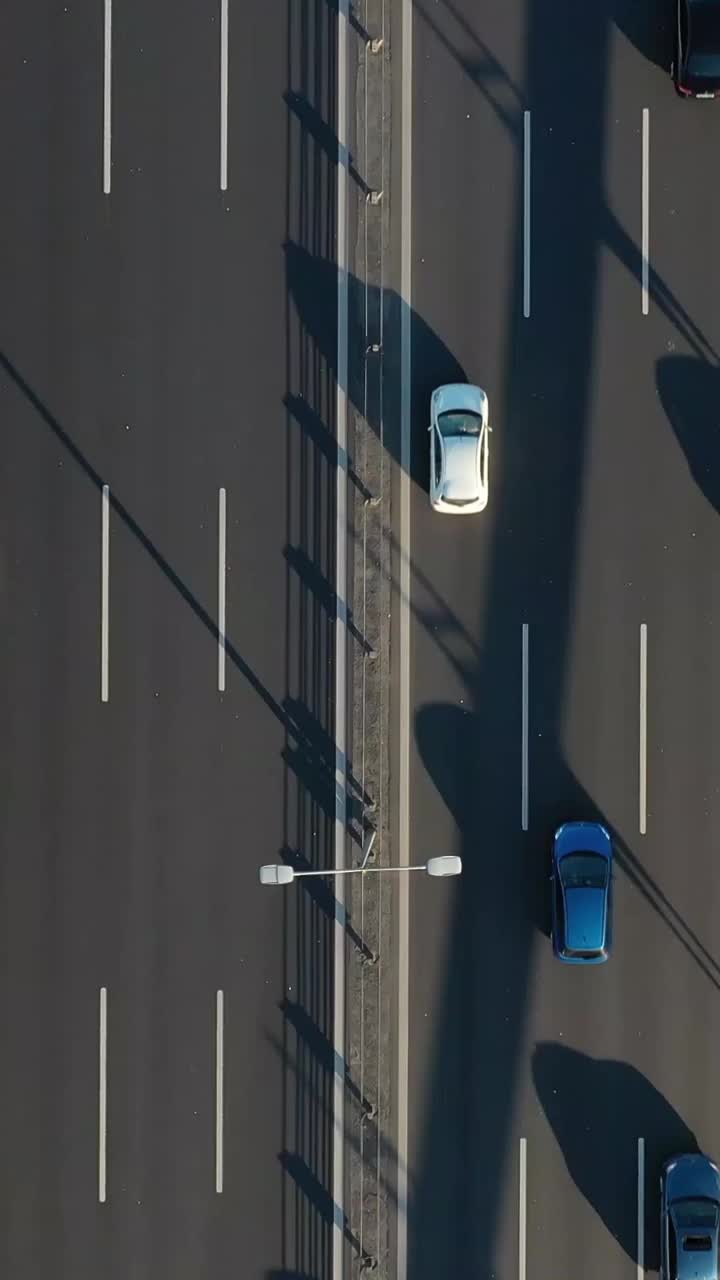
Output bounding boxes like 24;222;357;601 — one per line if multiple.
429;383;490;514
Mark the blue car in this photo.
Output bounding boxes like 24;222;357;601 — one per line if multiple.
661;1154;720;1280
551;821;612;964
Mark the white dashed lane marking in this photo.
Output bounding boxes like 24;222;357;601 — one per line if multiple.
522;623;529;832
101;484;110;703
220;0;229;190
103;0;112;194
642;109;650;315
639;623;648;834
216;990;224;1193
98;987;108;1203
523;111;531;318
638;1136;645;1280
519;1137;527;1280
217;488;227;692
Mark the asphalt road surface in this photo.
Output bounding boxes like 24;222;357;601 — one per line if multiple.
0;3;339;1277
5;1;720;1278
405;0;720;1278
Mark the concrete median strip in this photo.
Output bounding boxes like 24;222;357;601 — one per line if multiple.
333;2;350;1274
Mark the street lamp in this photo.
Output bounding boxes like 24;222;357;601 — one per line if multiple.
258;855;462;886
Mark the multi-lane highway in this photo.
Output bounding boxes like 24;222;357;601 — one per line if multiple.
402;0;720;1277
5;1;720;1278
0;2;340;1277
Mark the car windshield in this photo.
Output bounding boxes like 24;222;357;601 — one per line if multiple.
687;52;720;79
691;3;720;51
689;4;720;79
674;1199;720;1230
437;410;482;438
560;852;608;888
683;1235;713;1251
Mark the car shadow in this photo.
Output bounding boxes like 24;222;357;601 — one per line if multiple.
415;700;552;938
611;0;673;71
656;354;720;515
284;240;467;493
533;1042;699;1270
414;702;623;943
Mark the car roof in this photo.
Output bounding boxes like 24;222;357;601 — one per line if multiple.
689;0;720;46
564;886;606;953
441;436;480;501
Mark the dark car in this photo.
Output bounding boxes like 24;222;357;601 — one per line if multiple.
550;821;612;964
661;1154;720;1280
674;0;720;97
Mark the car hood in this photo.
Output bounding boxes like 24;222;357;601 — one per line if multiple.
564;887;606;952
667;1156;720;1205
433;383;486;417
441;436;481;501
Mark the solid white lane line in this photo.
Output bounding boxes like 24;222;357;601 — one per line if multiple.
98;987;108;1203
523;111;531;319
101;484;110;703
103;0;112;194
521;623;529;831
220;0;229;190
333;2;350;1275
519;1138;527;1280
641;109;649;315
637;1137;645;1280
216;990;224;1193
639;623;647;834
217;488;227;692
397;0;414;1273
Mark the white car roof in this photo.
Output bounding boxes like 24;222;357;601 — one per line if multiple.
442;436;481;501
